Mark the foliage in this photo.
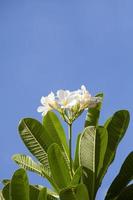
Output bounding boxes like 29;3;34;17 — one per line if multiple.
1;92;132;200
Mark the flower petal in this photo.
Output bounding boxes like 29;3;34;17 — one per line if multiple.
37;106;46;112
40;96;46;104
81;85;86;91
48;92;55;100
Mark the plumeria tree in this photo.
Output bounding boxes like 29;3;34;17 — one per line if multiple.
37;85;102;177
1;86;133;200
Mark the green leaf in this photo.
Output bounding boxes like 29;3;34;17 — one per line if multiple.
2;183;10;200
38;188;47;200
97;110;130;190
10;168;29;200
12;154;59;192
95;127;108;177
47;191;59;200
2;182;57;200
48;143;71;189
70;167;82;186
46;188;59;200
116;184;133;200
59;186;76;200
2;183;58;200
12;154;50;178
84;93;103;127
47;196;59;200
18;118;49;168
76;184;89;200
31;186;59;200
79;126;108;200
0;191;5;200
73;133;81;171
43;111;69;156
105;152;133;200
38;187;59;200
43;112;70;173
1;179;10;186
29;185;40;200
59;184;89;200
47;189;59;200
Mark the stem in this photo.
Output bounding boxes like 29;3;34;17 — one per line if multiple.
68;123;73;176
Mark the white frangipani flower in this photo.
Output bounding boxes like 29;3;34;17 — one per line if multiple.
56;90;78;109
72;85;92;109
71;85;102;110
37;86;102;123
37;92;56;116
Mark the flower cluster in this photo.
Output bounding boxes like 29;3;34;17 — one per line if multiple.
37;85;102;124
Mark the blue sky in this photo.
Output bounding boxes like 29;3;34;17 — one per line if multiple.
0;0;133;199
